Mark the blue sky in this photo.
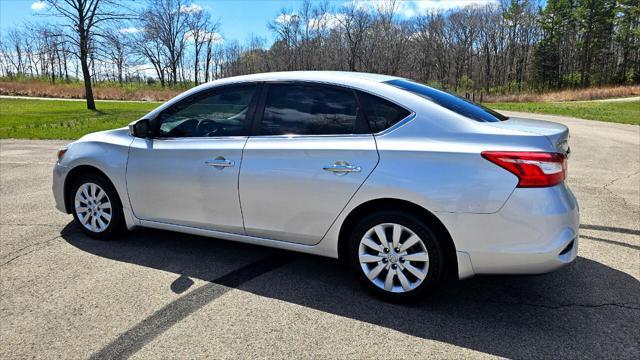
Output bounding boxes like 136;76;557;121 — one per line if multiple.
0;0;500;46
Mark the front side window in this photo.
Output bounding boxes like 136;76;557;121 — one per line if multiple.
260;83;358;136
157;84;257;138
385;79;507;123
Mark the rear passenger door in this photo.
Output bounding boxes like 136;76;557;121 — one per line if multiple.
239;82;378;245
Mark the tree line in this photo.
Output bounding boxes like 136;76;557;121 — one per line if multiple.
0;0;638;110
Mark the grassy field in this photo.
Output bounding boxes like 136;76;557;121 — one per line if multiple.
0;97;637;140
491;100;640;125
0;98;158;139
483;85;640;102
0;77;182;102
2;77;639;103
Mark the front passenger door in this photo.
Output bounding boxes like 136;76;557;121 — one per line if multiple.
127;84;258;234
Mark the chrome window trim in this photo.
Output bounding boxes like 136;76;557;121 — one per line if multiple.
244;133;375;140
147;136;250;141
151;78;418;139
247;79;416;138
256;79;417;116
371;112;417;137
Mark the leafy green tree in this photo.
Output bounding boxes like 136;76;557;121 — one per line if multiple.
615;0;640;83
576;0;617;86
532;0;578;89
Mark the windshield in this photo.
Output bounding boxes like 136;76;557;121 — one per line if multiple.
385;79;508;122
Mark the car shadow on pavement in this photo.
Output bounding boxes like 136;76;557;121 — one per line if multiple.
61;223;640;359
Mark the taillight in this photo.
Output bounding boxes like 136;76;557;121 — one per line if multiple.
481;151;567;188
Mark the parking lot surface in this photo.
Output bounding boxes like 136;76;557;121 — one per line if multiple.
1;112;638;359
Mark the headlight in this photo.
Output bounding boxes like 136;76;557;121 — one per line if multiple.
57;147;68;161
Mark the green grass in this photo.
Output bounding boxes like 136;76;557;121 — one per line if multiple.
489;100;640;125
1;97;638;140
0;99;159;139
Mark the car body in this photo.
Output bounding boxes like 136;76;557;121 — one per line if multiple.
53;71;579;299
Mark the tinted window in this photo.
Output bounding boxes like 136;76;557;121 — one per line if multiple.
385;79;507;123
157;84;256;137
357;91;411;133
260;84;358;135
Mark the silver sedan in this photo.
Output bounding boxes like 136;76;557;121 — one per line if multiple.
52;71;579;301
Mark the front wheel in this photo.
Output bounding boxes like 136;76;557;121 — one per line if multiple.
70;173;125;240
348;210;445;301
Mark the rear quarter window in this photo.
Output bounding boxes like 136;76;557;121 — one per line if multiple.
357;91;411;133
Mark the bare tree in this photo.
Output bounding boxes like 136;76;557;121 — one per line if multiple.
142;0;189;86
103;29;127;84
43;0;129;109
1;0;636;98
339;2;371;71
132;29;167;87
185;6;217;85
5;29;26;76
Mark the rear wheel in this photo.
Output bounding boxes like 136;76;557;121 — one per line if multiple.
70;173;125;240
348;210;445;301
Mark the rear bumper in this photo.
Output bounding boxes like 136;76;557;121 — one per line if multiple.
438;183;579;278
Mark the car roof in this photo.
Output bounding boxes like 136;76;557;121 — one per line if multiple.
206;71;401;86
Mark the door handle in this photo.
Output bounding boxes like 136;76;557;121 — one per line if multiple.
205;158;235;168
323;163;361;174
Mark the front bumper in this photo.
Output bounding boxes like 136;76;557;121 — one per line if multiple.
52;163;70;213
438;183;580;277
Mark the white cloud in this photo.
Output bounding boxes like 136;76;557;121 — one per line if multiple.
119;27;143;34
131;64;159;79
308;13;347;29
345;1;403;14
185;30;223;44
275;13;300;24
398;2;417;17
31;1;47;11
414;0;499;12
277;12;345;29
345;0;498;17
208;32;223;44
179;3;203;14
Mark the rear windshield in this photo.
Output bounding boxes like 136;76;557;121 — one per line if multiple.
385;79;508;123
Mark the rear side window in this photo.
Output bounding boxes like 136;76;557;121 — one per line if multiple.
385;79;507;122
357;91;411;133
260;84;358;135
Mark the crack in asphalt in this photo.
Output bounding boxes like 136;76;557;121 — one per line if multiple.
1;223;65;227
462;298;640;311
0;230;79;267
0;235;63;267
601;170;640;209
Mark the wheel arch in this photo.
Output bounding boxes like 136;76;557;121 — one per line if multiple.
337;198;459;280
63;165;120;214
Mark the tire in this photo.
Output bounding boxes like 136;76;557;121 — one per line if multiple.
70;172;126;240
347;210;445;301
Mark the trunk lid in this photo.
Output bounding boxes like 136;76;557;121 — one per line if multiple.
488;117;570;156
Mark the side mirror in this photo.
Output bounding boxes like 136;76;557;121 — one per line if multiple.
129;119;150;138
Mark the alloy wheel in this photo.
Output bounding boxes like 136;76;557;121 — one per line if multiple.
74;182;112;233
358;223;430;293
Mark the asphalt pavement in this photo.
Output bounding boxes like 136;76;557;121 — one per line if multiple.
1;112;638;359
